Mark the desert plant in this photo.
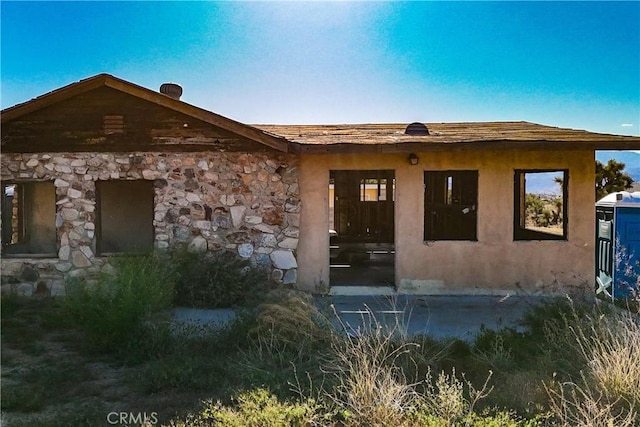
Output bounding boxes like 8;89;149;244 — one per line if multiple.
546;375;637;427
235;291;336;395
543;300;640;425
62;252;175;355
252;291;335;348
325;326;421;426
472;328;515;371
315;307;474;426
170;248;268;308
419;368;494;426
570;308;640;410
596;159;634;200
168;388;321;427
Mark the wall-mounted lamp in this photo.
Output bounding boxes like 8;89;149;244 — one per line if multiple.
408;153;419;165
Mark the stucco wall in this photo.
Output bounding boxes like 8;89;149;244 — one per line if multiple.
297;149;595;295
1;152;299;296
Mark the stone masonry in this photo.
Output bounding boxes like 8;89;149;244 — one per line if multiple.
0;151;300;296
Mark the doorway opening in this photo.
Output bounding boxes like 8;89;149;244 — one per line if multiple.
329;170;395;286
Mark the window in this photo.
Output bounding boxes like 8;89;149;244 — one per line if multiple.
360;178;391;201
97;180;154;254
1;182;57;255
514;170;567;240
424;171;478;241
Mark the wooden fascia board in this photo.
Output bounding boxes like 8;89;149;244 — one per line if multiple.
296;139;640;154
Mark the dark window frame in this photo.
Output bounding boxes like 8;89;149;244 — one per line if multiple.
424;170;478;241
513;169;568;241
1;181;57;257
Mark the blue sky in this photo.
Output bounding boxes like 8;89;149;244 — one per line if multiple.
1;1;639;136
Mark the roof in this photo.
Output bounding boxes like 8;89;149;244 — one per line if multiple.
1;74;292;153
255;122;640;153
2;74;639;154
596;191;640;208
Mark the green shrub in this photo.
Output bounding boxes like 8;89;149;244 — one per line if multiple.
413;368;494;426
170;388;321;427
170;249;269;308
123;318;177;364
62;253;175;355
170;387;542;427
1;292;22;319
129;312;260;393
473;328;516;372
133;352;230;393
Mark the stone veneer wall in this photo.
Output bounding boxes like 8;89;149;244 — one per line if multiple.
0;152;300;297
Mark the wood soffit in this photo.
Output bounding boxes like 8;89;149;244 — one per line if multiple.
2;74;639;154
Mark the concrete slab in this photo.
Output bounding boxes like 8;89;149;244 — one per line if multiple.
171;294;553;342
172;307;236;333
322;294;551;341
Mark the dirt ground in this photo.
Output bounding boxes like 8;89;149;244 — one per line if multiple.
0;298;206;427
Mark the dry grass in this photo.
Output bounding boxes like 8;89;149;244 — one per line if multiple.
307;308;490;426
546;375;637;427
325;322;421;426
545;303;640;426
252;290;335;347
573;311;640;406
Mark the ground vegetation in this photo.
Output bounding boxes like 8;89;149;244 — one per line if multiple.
1;254;639;426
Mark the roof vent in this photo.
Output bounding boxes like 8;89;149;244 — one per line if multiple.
159;83;183;100
404;122;429;135
103;115;124;135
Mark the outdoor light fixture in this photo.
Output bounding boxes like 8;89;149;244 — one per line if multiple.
408;153;419;165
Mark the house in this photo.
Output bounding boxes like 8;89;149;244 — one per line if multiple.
2;74;639;297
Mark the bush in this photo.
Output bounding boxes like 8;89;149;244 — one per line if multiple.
544;301;640;426
575;309;640;407
546;375;637;427
324;323;422;426
170;249;269;308
169;388;321;427
62;253;175;355
232;292;336;396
